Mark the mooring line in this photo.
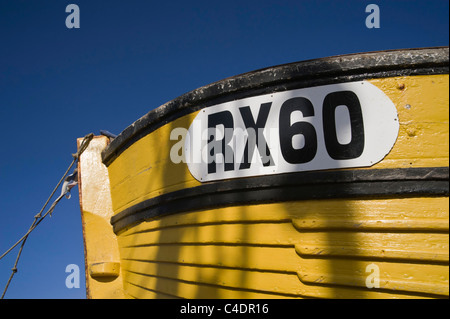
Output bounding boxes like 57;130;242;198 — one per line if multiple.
0;133;93;299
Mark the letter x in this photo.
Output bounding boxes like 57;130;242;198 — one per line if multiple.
239;102;274;169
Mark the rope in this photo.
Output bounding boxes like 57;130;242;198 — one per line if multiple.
0;133;94;299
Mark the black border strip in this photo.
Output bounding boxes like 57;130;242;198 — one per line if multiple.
110;167;449;234
102;47;450;167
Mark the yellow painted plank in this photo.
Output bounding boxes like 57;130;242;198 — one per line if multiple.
296;257;449;296
294;232;448;262
119;222;298;248
289;197;449;231
118;203;292;236
292;218;449;231
121;245;299;273
123;270;288;299
123;281;181;299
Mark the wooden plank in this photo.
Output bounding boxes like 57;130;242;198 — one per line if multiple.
120;245;299;273
119;222;297;248
123;270;287;299
294;232;448;262
296;257;449;296
123;280;181;299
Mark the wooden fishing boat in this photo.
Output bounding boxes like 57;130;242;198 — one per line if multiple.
77;47;449;299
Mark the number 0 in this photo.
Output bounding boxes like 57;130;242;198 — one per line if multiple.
322;91;365;159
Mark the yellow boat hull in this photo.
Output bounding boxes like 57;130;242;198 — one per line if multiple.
78;48;449;299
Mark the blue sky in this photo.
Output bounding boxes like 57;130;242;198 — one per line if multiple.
0;0;448;299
